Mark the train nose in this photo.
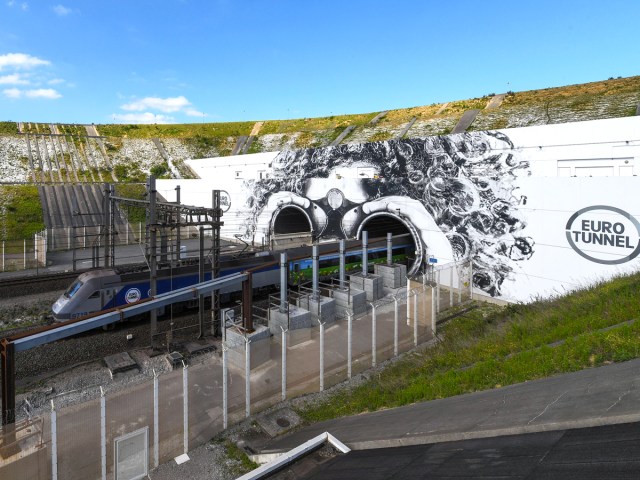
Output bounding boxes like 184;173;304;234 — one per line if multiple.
52;296;67;316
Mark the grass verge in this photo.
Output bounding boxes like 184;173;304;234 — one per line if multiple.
298;271;640;423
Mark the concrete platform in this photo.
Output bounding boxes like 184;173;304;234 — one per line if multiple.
349;273;383;301
331;288;366;316
374;263;407;289
296;295;337;324
269;304;313;345
225;325;271;370
103;352;138;377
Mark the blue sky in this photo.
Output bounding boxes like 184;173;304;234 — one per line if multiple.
0;0;638;125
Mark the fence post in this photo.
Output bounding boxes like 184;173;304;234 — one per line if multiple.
406;278;411;325
469;260;474;300
153;370;159;469
222;343;228;430
23;239;26;269
393;296;399;357
51;401;58;480
449;265;454;307
182;361;189;455
458;263;462;304
436;270;441;314
245;337;251;418
370;303;377;368
281;327;287;401
318;320;325;392
347;312;353;379
2;241;4;271
100;386;106;480
83;226;86;248
431;286;437;336
413;290;419;347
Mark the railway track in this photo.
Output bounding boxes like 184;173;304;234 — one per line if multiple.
0;270;83;298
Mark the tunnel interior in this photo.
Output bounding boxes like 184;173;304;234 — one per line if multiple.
360;214;413;242
273;207;312;234
359;214;418;269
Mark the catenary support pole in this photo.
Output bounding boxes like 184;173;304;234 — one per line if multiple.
431;286;437;335
387;232;393;265
413;291;418;347
245;337;251;418
312;244;319;300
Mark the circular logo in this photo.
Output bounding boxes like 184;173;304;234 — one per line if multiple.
219;190;231;212
565;205;640;265
125;288;142;304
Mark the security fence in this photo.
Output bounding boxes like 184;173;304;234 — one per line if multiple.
0;260;473;480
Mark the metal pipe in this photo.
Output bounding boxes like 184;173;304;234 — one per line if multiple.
362;230;368;276
371;304;377;367
339;239;346;289
312;244;319;299
280;253;288;313
347;313;353;379
51;401;57;480
319;320;325;392
387;232;392;265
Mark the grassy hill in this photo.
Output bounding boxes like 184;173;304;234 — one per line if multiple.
297;270;640;423
0;75;638;242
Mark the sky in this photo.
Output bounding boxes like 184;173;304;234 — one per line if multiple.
0;0;639;125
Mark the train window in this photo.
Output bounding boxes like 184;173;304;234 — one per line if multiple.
88;290;100;299
64;280;84;299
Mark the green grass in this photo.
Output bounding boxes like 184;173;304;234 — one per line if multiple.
0;121;18;135
298;271;640;423
0;185;44;245
114;183;147;223
96;121;255;139
220;440;258;476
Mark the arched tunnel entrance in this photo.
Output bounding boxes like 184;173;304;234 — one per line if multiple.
357;213;421;275
271;206;313;248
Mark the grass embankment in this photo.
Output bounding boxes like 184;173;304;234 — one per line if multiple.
298;272;640;423
0;185;44;245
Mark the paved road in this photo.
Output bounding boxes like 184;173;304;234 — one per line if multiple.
265;358;640;453
276;421;640;479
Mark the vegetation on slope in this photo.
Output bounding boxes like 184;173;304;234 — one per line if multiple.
298;271;640;423
0;185;44;242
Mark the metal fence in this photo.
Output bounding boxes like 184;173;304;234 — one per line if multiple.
0;260;473;480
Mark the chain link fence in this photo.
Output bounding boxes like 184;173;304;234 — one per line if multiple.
1;259;473;479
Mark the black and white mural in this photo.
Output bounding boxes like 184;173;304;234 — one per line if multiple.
240;131;534;297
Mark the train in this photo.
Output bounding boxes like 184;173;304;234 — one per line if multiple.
52;235;414;322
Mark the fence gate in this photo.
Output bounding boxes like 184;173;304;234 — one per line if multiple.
114;427;148;480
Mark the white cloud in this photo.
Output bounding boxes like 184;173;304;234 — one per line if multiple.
111;112;175;124
0;73;29;85
2;88;21;98
25;88;61;99
52;4;71;16
47;78;64;85
2;87;61;99
121;95;191;113
184;108;206;117
0;53;50;71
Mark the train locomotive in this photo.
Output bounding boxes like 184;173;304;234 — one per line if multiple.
52;235;413;322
